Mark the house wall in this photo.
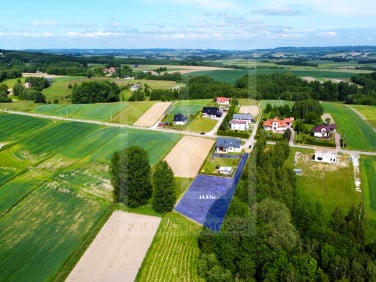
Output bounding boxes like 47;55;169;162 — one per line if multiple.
231;123;248;131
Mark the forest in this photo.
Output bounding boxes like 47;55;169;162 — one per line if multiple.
197;132;376;281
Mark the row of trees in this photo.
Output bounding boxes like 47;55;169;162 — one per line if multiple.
110;146;176;213
71;81;120;103
197;132;376;281
235;72;376;105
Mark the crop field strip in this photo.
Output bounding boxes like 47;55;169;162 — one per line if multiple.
322;103;376;151
359;156;376;241
136;212;204;282
168;99;211;116
0;113;181;281
349;104;376;129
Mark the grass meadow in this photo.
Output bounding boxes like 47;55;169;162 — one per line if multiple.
322;103;376;151
360;156;376;240
290;148;361;220
168;99;212;115
136;212;204;282
0;113;181;281
349;104;376;128
259;99;295;109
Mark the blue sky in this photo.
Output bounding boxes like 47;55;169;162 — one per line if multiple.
1;0;375;50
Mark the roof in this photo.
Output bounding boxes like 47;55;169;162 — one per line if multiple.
313;124;336;133
233;113;252;120
216;137;241;149
263;116;293;128
217;97;230;103
230;119;247;124
173;113;187;122
202;107;220;115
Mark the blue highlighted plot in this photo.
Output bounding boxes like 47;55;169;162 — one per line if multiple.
175;153;248;232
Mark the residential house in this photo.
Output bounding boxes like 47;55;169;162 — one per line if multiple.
230;119;249;131
215;137;241;153
263;117;294;132
314;150;337;164
102;67;116;74
217;97;230;106
130;83;142;91
202;107;222;119
313;124;336;138
173;113;187;125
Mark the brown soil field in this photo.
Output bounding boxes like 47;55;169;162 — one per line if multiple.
22;72;66;78
133;102;172;127
66;211;160;282
239;105;259;117
164;136;215;177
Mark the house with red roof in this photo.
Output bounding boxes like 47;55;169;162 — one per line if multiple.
263;117;294;132
216;97;230;106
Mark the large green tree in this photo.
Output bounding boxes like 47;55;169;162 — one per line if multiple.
72;80;120;103
110;146;152;208
152;160;176;213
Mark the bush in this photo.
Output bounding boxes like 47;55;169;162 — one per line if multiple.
217;130;250;139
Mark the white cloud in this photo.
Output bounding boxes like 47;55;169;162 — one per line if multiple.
66;31;122;38
318;31;337;37
32;20;57;27
253;6;301;16
0;31;55;38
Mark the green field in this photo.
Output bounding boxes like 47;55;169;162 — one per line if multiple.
187;115;217;133
184;69;250;85
136;212;204;282
42;76;179;100
291;148;361;219
322;103;376;151
349;104;376;128
360;156;376;241
33;103;127;121
259;99;295;109
168;99;211;116
0;113;181;280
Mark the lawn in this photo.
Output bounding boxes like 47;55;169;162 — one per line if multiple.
349;104;376;128
0;113;181;281
360;156;376;241
322;102;376;151
0;100;37;112
136;212;204;282
187;115;217;133
200;155;240;176
290;148;361;219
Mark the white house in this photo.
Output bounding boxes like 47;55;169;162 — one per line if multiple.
314;150;337;164
173;113;187;125
313;124;336;138
215;137;241;153
130;83;142;91
230;119;249;131
263;117;294;132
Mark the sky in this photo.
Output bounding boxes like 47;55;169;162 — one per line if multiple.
1;0;375;50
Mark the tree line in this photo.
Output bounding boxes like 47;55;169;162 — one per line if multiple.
110;146;176;213
197;132;376;281
235;72;376;105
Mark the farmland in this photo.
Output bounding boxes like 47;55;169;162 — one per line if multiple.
349;104;376;128
168;99;211;116
137;212;204;282
322;103;376;151
0;113;181;281
259;99;295;109
33;103;127;122
360;156;376;219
